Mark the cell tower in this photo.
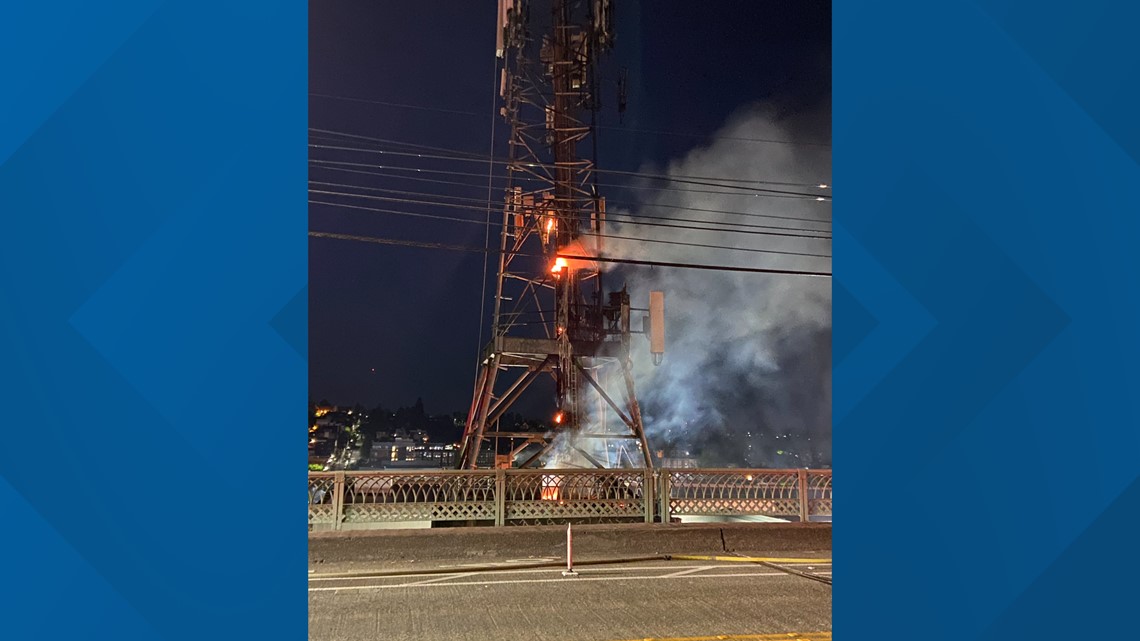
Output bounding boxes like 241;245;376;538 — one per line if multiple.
457;0;663;470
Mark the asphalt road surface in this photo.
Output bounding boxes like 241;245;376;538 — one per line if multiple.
309;558;831;641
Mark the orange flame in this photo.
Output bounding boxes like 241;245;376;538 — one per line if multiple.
541;474;562;501
553;240;598;273
553;411;563;424
551;257;568;274
546;218;555;233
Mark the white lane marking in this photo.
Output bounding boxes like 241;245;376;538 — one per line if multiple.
436;558;560;568
399;573;477;587
660;566;713;578
309;564;745;581
309;571;790;592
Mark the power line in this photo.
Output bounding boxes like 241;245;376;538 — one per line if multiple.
309;181;831;240
311;162;491;189
307;175;831;231
310;128;488;160
577;255;832;277
310;92;482;117
309;92;832;148
595;123;832;149
309;158;829;206
308;164;832;234
309;188;834;246
308;143;830;199
309;199;500;227
309;195;831;259
308;230;832;277
309;231;491;253
311;127;827;189
308;189;505;216
309;181;497;205
476;59;499;379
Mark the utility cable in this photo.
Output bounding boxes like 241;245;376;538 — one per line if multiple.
309;231;832;277
309;92;832;148
310;182;830;240
308;178;831;233
308;144;830;199
475;57;499;378
310;127;828;188
309;197;831;259
310;158;828;205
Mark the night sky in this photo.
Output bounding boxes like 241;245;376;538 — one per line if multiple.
309;1;831;415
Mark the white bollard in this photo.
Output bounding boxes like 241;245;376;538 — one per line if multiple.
562;523;579;577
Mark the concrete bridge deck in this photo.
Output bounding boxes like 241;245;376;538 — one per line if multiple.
309;523;831;641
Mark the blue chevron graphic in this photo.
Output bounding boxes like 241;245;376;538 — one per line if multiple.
0;2;161;166
0;3;308;641
833;222;936;424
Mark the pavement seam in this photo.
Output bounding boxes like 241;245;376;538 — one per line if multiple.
725;551;832;586
754;559;832;586
308;555;668;579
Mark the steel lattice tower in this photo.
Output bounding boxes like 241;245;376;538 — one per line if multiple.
457;0;657;470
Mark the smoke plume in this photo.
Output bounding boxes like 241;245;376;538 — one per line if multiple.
607;103;832;468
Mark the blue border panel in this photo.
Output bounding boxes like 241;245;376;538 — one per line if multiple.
837;1;1140;639
0;3;306;640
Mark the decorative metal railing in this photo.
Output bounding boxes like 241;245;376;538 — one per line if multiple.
503;468;651;524
309;468;831;530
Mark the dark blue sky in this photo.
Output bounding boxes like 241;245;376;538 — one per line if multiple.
309;1;831;414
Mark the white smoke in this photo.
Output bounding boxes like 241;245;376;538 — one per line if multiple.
606;103;832;468
539;418;641;469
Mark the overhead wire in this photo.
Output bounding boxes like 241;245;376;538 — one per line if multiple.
309;92;832;149
309;195;831;259
583;255;832;277
308;231;832;277
309;188;834;246
308;138;831;197
309;199;499;227
309;180;831;240
475;58;499;378
311;127;826;189
311;128;488;160
306;174;831;232
312;156;829;203
307;99;834;274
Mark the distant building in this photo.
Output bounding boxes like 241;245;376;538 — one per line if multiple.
658;457;698;469
365;438;457;468
409;442;456;466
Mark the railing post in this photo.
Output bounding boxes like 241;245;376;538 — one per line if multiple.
494;468;507;527
797;469;809;523
643;468;654;523
332;471;346;531
658;470;671;524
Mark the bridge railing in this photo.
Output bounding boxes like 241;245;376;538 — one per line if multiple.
662;469;832;521
309;468;831;530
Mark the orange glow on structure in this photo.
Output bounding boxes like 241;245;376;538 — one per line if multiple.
551;257;568;274
540;474;562;501
552;240;599;273
546;218;555;233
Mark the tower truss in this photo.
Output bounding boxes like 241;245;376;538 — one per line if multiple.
457;0;655;470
